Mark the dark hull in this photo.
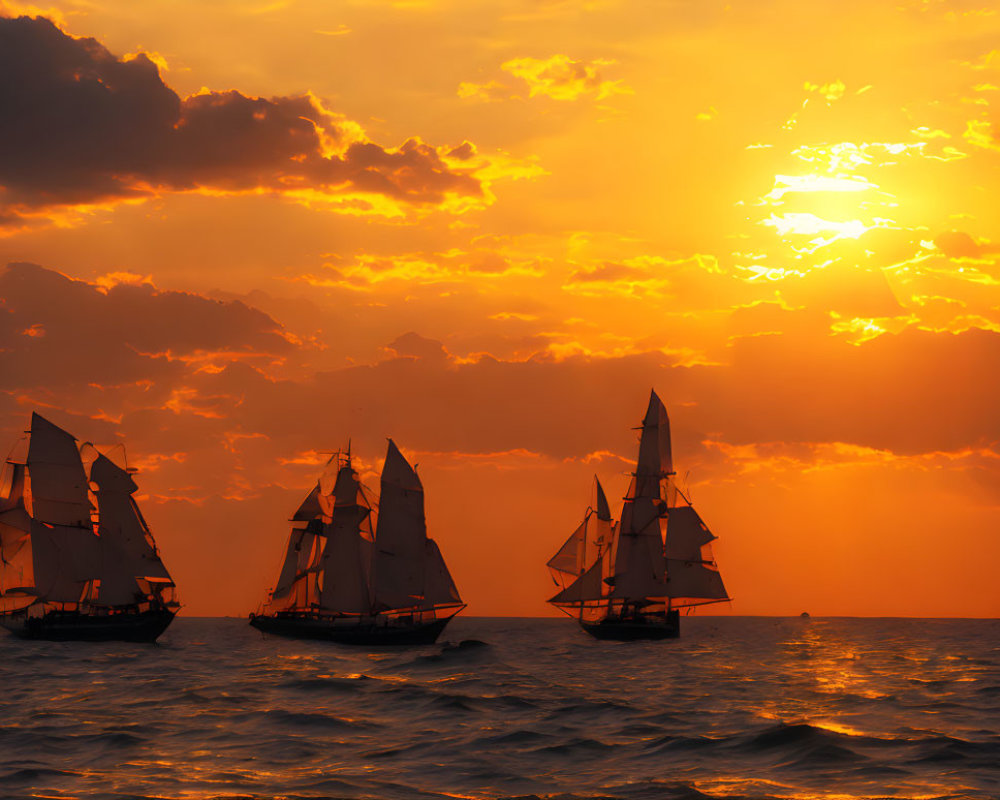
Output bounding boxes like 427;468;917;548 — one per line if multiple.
249;613;453;645
580;609;680;641
0;607;176;643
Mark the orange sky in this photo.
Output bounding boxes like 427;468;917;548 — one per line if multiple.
1;0;998;618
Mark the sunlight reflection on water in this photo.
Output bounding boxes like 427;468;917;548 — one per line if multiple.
0;616;996;800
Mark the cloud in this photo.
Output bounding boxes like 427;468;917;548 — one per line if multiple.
934;230;994;258
0;261;294;391
459;54;631;103
502;55;631;101
383;331;450;362
0;15;483;224
569;261;649;283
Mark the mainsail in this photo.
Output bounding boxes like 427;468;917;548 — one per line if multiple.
259;440;463;620
0;413;177;616
548;390;729;618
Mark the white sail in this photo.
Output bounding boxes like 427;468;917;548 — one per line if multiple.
373;440;426;610
319;464;373;614
422;539;462;606
25;413;93;527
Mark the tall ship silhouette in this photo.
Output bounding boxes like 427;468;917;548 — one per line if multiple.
250;439;465;645
0;413;179;641
547;391;729;639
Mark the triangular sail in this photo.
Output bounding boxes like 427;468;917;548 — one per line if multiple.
547;517;587;580
422;538;462;607
373;440;426;610
549;558;605;604
636;390;672;498
292;484;322;521
271;528;306;600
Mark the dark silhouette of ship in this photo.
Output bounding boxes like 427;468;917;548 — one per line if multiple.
547;391;729;639
0;414;178;642
250;440;464;645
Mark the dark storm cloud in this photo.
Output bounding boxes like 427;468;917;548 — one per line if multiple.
0;16;481;220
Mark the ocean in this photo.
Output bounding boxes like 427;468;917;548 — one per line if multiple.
0;616;997;800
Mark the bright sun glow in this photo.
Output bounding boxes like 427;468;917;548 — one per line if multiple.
761;212;871;240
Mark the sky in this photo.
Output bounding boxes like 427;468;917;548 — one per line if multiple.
1;0;998;618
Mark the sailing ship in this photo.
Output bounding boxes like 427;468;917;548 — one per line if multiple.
249;439;465;645
0;413;179;641
547;390;729;639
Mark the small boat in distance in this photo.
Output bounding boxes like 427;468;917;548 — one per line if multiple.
249;440;465;645
547;390;729;639
0;413;179;641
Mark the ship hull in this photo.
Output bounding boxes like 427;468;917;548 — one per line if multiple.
249;613;454;645
580;609;681;641
0;607;177;643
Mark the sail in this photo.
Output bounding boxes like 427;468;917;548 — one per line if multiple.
319;464;373;614
291;484;322;521
594;477;611;522
610;536;669;599
0;461;26;512
422;538;462;606
664;506;715;561
611;492;667;599
270;529;305;600
547;517;587;579
89;453;172;606
666;561;728;601
0;507;34;594
373;440;426;610
583;476;614;567
549;558;605;604
30;519;101;603
25;413;92;527
547;391;729;621
636;390;672;498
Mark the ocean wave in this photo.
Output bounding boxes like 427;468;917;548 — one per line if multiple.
1;617;998;800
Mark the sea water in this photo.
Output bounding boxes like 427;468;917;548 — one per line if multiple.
0;617;997;800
